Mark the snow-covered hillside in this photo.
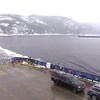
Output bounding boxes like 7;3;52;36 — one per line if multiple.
0;14;100;35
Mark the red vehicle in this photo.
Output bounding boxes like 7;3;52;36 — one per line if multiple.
87;83;100;100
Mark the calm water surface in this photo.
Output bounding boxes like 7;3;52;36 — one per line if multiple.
0;35;100;75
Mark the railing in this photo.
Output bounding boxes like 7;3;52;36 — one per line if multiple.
12;57;100;82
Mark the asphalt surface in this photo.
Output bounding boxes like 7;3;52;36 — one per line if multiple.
0;64;94;100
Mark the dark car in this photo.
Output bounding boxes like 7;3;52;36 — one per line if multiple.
87;83;100;100
51;70;86;93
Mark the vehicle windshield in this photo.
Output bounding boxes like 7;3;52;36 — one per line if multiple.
70;77;78;83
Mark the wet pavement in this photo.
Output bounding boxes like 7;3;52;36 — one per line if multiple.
0;64;94;100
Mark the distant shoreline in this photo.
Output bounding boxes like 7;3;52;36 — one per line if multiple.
0;33;78;37
0;33;100;38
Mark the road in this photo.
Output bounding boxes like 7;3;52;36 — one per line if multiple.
0;64;93;100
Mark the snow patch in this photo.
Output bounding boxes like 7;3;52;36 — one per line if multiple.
0;23;9;27
36;19;47;25
0;46;28;58
0;33;78;36
21;16;30;23
15;21;20;24
31;17;47;25
0;33;8;36
0;17;13;21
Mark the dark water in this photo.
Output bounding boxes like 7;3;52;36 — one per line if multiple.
0;35;100;75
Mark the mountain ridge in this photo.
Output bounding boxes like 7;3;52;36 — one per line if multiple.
0;14;99;35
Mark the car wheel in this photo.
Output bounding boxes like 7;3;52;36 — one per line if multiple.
72;88;77;93
54;81;59;86
91;95;97;100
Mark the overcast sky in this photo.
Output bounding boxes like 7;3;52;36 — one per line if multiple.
0;0;100;23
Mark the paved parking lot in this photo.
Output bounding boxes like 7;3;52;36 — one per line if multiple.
0;64;93;100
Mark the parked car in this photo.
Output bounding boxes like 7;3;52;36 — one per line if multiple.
51;70;86;93
87;83;100;100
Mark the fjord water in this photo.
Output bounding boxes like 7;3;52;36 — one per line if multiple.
0;35;100;75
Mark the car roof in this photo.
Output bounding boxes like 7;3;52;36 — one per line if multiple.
52;70;73;78
63;73;73;78
93;83;100;88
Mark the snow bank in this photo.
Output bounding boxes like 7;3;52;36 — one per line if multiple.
0;33;76;36
0;46;28;58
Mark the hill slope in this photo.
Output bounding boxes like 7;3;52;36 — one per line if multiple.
0;14;99;35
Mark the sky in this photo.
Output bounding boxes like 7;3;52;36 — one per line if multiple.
0;0;100;23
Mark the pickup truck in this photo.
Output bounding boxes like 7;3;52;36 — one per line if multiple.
51;70;86;93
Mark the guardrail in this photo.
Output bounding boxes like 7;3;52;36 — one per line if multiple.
12;57;100;82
